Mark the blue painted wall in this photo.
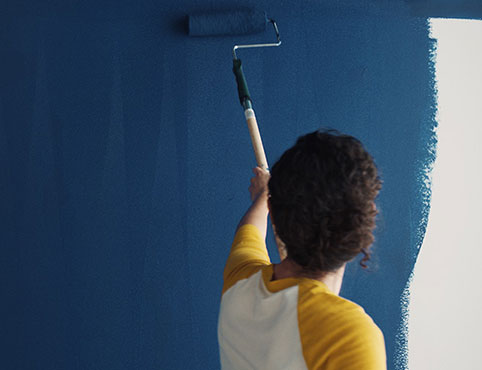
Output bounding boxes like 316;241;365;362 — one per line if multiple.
1;1;442;369
406;0;482;19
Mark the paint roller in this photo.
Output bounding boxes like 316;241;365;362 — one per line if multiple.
187;8;281;171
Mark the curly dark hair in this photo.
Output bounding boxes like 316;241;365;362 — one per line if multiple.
268;130;382;275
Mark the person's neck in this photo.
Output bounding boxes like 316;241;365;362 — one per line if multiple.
272;258;346;296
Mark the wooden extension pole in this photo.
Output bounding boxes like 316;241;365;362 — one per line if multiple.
244;108;269;171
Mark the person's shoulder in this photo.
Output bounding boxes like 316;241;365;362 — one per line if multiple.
297;280;382;338
297;281;386;369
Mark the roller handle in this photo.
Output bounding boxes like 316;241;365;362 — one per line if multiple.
233;58;268;171
233;58;251;105
244;108;269;171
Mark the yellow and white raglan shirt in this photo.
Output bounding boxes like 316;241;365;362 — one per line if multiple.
218;224;387;370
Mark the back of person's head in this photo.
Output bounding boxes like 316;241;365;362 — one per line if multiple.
268;130;382;275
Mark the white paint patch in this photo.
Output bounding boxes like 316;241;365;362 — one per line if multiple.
244;108;256;120
408;18;482;370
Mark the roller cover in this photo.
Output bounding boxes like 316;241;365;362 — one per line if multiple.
188;8;268;36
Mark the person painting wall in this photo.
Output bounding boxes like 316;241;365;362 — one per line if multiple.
219;130;386;369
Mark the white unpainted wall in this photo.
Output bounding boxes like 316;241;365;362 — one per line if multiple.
408;18;482;370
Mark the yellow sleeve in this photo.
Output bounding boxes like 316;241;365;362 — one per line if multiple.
323;315;386;370
298;284;387;370
222;224;271;295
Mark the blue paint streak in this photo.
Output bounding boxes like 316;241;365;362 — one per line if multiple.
406;0;482;19
0;1;446;369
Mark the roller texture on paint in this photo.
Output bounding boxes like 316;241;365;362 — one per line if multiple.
188;9;268;36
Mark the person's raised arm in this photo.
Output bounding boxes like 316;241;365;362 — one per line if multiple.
236;167;270;239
